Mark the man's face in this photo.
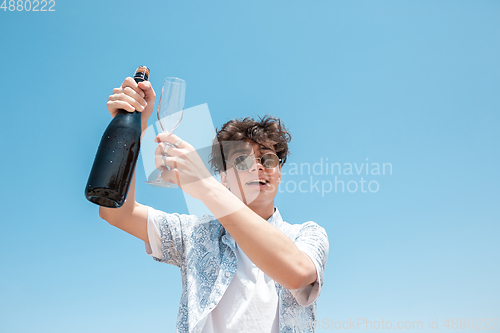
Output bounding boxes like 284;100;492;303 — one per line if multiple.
221;141;281;208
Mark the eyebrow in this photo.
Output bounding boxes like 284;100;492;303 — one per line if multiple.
228;148;252;160
230;148;250;156
229;146;273;160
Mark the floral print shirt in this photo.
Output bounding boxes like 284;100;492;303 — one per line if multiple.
146;207;329;333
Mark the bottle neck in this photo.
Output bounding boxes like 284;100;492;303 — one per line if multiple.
134;73;148;83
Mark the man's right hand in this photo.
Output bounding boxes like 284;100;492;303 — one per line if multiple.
106;77;156;130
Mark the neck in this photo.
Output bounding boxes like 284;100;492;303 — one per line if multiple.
247;201;275;220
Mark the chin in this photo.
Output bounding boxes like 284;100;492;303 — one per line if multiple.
242;189;276;206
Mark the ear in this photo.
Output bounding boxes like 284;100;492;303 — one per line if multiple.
220;171;229;188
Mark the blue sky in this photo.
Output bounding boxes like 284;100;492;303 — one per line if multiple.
1;1;499;332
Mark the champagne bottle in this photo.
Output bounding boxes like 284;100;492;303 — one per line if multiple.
85;66;150;208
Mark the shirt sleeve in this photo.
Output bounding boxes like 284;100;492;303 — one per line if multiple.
143;206;185;267
290;221;329;306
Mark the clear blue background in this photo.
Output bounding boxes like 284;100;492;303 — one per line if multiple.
1;1;499;332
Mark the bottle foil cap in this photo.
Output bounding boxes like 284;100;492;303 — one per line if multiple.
135;66;150;80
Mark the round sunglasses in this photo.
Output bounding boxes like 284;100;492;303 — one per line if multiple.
226;153;281;171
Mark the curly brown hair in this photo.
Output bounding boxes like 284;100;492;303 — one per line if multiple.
209;115;291;174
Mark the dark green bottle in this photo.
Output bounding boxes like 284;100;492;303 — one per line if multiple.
85;66;150;208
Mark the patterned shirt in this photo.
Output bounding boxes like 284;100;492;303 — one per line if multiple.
146;206;329;333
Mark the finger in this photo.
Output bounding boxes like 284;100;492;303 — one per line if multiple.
121;77;144;97
155;155;177;170
137;81;156;103
154;143;181;156
154;143;167;156
154;154;166;170
108;93;145;112
122;86;147;108
154;132;187;149
116;81;146;99
106;100;135;113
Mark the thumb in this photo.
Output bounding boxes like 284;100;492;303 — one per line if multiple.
138;81;156;103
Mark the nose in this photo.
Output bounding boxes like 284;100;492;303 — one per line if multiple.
249;156;265;172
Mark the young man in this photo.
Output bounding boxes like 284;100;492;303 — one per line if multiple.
100;77;329;333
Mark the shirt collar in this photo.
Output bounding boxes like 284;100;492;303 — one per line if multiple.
267;207;282;227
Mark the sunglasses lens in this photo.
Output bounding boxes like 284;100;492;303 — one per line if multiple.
261;154;279;168
234;155;253;170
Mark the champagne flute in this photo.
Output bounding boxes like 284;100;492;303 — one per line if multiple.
145;77;186;188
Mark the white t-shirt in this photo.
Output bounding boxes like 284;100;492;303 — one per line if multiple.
201;244;279;333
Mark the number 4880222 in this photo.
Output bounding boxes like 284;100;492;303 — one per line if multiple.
1;0;56;11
